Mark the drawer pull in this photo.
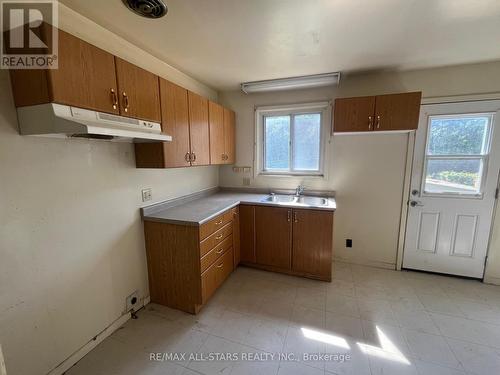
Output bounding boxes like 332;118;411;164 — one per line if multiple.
215;219;223;225
215;234;223;240
216;248;224;254
216;263;224;269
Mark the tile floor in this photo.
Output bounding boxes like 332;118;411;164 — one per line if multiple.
67;263;500;375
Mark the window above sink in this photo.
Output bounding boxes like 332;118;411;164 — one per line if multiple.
254;102;331;178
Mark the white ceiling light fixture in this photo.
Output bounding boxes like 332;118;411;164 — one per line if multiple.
241;72;340;94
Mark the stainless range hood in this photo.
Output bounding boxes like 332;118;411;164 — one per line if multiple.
16;103;172;142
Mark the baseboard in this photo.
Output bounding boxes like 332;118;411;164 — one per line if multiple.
47;297;149;375
334;256;396;270
483;275;500;286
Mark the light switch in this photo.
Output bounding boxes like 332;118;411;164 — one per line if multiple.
142;188;152;202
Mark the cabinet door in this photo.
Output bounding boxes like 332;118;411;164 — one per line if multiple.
209;101;225;164
160;79;191;167
115;57;161;122
232;207;241;267
374;92;422;131
223;108;236;164
292;209;333;279
240;205;256;263
333;96;376;132
255;206;292;269
9;25;119;113
188;92;210;166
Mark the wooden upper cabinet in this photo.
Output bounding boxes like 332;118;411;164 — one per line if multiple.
188;92;210;166
255;206;292;270
240;205;256;263
160;79;190;168
223;108;236;164
209;101;225;164
9;26;119;114
374;92;422;131
333;92;422;133
115;57;161;122
292;209;333;280
333;96;375;133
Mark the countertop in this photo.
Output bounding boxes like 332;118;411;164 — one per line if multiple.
142;188;336;226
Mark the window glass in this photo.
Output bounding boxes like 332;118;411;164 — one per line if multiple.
264;116;290;170
428;117;490;155
424;159;483;194
293;114;321;170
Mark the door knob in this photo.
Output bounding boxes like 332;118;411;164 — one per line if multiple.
410;200;424;207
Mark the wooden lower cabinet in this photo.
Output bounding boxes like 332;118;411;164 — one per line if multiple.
144;203;334;315
240;205;256;263
242;205;334;281
255;206;292;270
292;209;334;280
232;207;241;267
143;208;235;314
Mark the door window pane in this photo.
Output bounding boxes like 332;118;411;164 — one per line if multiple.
264;116;290;170
424;159;483;194
293;114;321;170
428;116;490;155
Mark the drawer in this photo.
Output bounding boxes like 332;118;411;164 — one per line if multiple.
215;248;234;286
200;235;232;273
199;210;233;240
201;247;234;305
200;222;232;257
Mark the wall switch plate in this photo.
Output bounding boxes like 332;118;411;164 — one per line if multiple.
126;290;140;312
242;177;251;186
346;239;353;248
141;188;152;202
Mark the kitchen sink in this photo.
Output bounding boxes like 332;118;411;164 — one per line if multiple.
261;194;296;203
261;194;331;208
296;196;328;206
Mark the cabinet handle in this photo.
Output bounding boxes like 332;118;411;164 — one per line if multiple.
122;92;129;113
376;115;381;129
287;210;291;222
368;115;373;130
221;153;226;161
215;234;223;240
192;153;196;162
216;263;224;269
110;89;118;110
294;211;298;223
185;152;191;162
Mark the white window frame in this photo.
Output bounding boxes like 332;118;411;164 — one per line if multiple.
254;102;331;178
421;112;495;199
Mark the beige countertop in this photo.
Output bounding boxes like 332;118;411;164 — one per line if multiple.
142;188;336;226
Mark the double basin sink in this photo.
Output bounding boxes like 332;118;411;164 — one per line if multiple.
261;194;330;208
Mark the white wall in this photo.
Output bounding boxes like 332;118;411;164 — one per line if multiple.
218;60;500;272
0;6;218;375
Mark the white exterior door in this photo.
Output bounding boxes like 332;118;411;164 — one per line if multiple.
403;100;500;278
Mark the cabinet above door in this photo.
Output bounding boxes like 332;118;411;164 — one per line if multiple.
333;91;422;133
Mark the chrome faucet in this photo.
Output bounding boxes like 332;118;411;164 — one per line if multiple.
295;185;305;196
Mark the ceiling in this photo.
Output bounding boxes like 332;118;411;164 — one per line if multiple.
60;0;500;91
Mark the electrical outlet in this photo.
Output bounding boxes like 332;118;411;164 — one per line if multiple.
242;177;251;186
141;188;152;202
346;239;353;248
126;290;140;312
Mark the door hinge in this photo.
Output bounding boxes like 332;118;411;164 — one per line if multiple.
495;188;499;199
484;255;489;267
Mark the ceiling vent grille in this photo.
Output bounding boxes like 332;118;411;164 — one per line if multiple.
122;0;168;19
